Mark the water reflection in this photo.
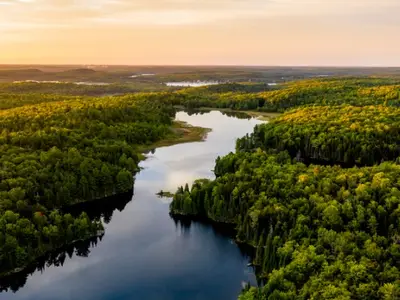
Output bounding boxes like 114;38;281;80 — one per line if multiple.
172;215;236;240
185;109;252;120
1;191;134;293
65;190;134;223
171;215;257;271
0;236;103;293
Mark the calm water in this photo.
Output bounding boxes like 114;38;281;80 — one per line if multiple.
0;111;264;300
165;81;220;87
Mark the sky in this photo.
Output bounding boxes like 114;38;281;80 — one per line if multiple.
1;0;400;66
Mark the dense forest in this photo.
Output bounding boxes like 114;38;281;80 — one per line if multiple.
2;76;400;297
168;78;400;111
237;105;400;166
0;81;174;98
171;151;400;299
2;77;400;112
170;78;400;299
3;65;400;84
0;93;177;275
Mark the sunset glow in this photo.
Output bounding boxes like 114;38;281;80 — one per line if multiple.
1;0;399;65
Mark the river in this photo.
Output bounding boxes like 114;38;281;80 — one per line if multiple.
0;111;264;300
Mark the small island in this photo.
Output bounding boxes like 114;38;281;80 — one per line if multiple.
156;190;175;198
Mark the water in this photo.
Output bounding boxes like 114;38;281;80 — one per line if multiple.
13;80;110;86
165;81;220;87
0;111;264;300
130;74;155;78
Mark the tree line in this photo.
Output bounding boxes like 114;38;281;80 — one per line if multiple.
165;78;400;111
0;93;176;275
170;77;400;299
236;105;400;166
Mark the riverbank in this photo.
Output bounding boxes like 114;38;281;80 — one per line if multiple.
138;120;211;154
0;120;209;279
170;210;259;261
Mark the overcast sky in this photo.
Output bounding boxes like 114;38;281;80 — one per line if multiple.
1;0;399;65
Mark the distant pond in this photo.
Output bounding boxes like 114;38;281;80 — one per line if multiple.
165;81;220;87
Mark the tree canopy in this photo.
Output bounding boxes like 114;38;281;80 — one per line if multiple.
170;77;400;299
0;92;175;275
237;105;400;166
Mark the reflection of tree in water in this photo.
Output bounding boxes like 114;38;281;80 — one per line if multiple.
220;111;252;120
171;214;256;260
172;215;192;239
170;214;265;282
184;109;252;120
0;236;100;293
64;190;134;224
0;190;134;293
172;215;263;285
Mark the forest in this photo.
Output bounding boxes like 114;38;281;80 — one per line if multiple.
0;81;174;98
2;75;400;297
169;78;400;111
0;190;133;292
2;77;400;112
237;105;400;166
0;92;177;275
5;65;400;84
170;78;400;299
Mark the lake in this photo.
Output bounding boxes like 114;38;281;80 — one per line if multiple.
0;111;264;300
165;81;220;87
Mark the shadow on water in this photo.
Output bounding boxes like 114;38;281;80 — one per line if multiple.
0;236;103;293
171;214;265;287
171;215;256;265
0;191;134;293
64;189;134;223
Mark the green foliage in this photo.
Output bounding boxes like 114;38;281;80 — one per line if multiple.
162;78;400;112
236;105;400;166
0;210;102;274
171;78;400;299
3;74;400;295
0;92;175;274
171;150;400;299
0;81;173;101
170;89;400;299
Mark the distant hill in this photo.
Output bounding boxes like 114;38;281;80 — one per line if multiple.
61;68;97;74
0;68;43;75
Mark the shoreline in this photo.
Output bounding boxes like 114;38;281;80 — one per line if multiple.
138;120;211;154
174;106;280;121
0;120;210;280
0;230;105;278
170;211;259;263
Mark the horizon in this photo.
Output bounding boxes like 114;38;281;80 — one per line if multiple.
2;64;400;68
1;0;400;66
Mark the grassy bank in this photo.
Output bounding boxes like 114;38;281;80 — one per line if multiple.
138;121;211;154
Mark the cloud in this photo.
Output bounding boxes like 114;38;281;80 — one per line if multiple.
2;0;400;26
0;0;277;28
1;0;400;36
